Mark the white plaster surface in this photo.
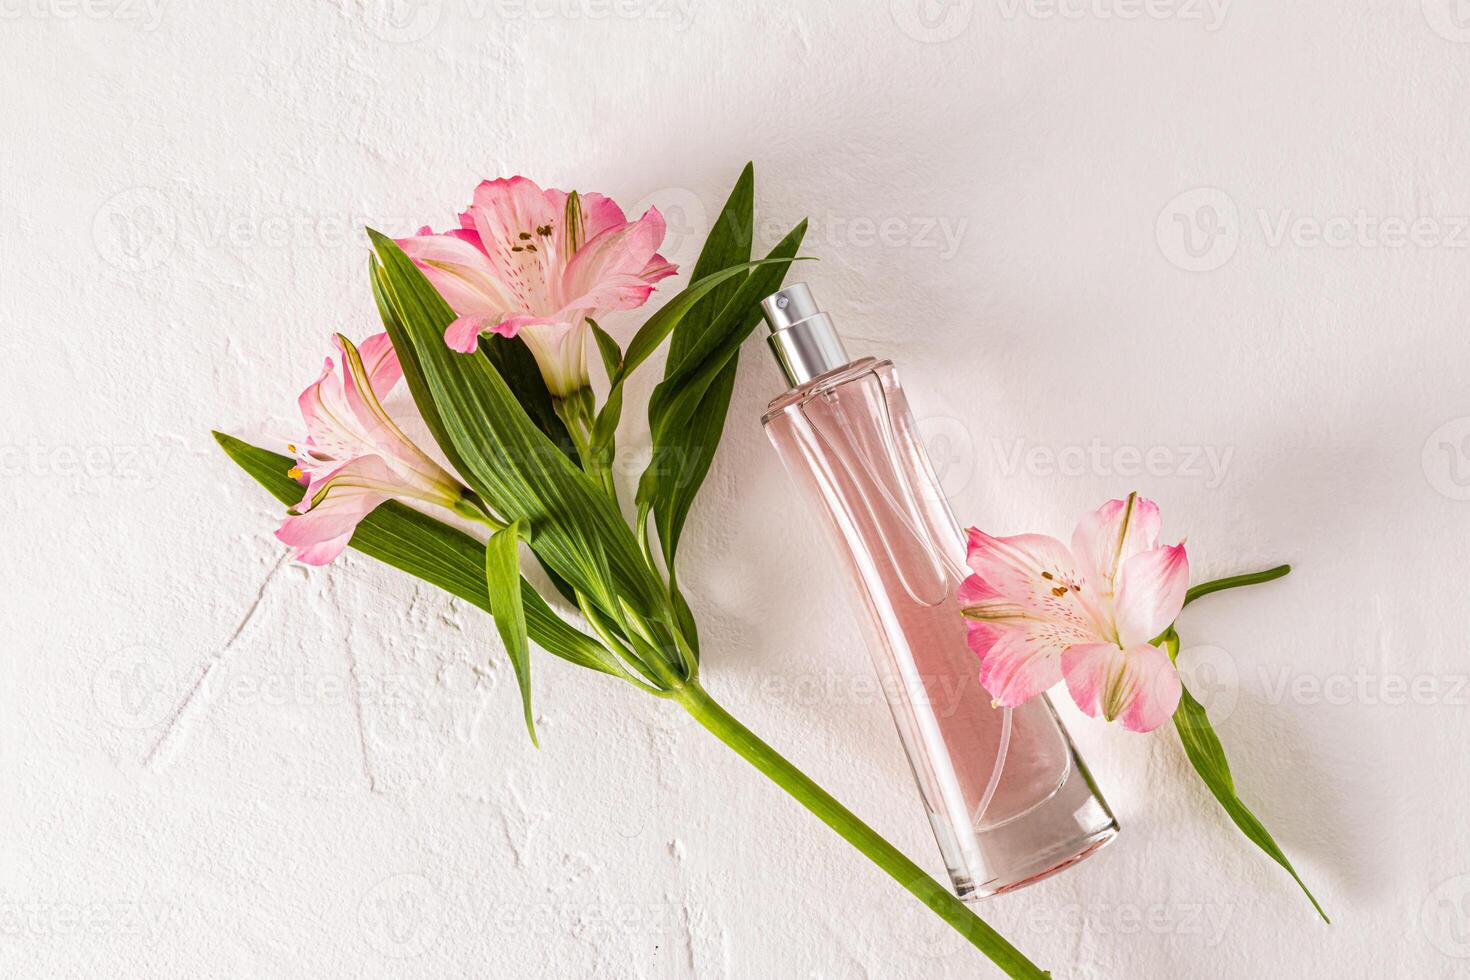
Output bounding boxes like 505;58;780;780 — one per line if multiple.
4;2;1470;977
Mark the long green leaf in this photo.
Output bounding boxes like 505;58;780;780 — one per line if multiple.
1184;564;1292;608
368;230;667;628
668;163;754;368
212;432;620;677
480;332;578;464
641;221;808;571
588;257;809;454
487;519;536;745
588;318;622;381
1167;631;1329;922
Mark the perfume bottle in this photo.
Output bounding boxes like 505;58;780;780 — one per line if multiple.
759;283;1118;900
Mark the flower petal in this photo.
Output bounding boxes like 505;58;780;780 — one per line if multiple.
1062;641;1182;732
960;529;1099;637
970;623;1068;707
465;177;561;314
1070;494;1161;597
355;331;402;399
444;315;488;353
1113;543;1190;647
297;355;373;472
559;206;671;312
546;189;628;244
333;333;457;499
639;252;678;283
397;229;518;317
275;457;396;565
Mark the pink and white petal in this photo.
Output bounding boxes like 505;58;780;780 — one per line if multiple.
1113;543;1190;647
558;274;656;314
331;334;449;494
1062;641;1182;732
334;333;402;437
284;532;356;566
639;252;678;283
963;618;1006;661
275;464;392;566
466;179;561;314
1069;494;1161;595
469;176;559;236
957;571;1001;609
495;312;563;336
398;232;518;317
973;624;1068;707
297;357;375;462
560;208;668;310
962;528;1099;636
444;316;489;353
545;189;628;243
353;331;403;399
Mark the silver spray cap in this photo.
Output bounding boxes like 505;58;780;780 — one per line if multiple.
759;283;851;387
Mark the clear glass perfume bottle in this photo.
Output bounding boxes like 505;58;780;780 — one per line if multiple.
759;284;1118;900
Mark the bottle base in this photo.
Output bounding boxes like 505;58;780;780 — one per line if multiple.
939;711;1121;902
960;822;1120;902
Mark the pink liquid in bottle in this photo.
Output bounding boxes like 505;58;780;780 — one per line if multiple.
760;285;1117;898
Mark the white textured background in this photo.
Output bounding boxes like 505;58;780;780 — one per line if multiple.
4;2;1469;977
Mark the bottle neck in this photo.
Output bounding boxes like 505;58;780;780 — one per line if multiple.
768;311;852;387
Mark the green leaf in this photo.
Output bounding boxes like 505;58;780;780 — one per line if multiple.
479;332;578;464
212;432;621;677
1167;631;1329;922
588;257;810;455
487;519;536;745
668;163;754;368
640;221;807;572
1184;564;1292;608
367;230;667;629
588;317;622;381
477;331;582;606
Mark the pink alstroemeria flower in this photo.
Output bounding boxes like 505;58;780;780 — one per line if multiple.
398;176;677;396
276;332;468;566
958;494;1189;733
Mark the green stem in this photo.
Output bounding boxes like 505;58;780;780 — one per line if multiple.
674;681;1048;979
1183;564;1291;608
554;390;618;501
